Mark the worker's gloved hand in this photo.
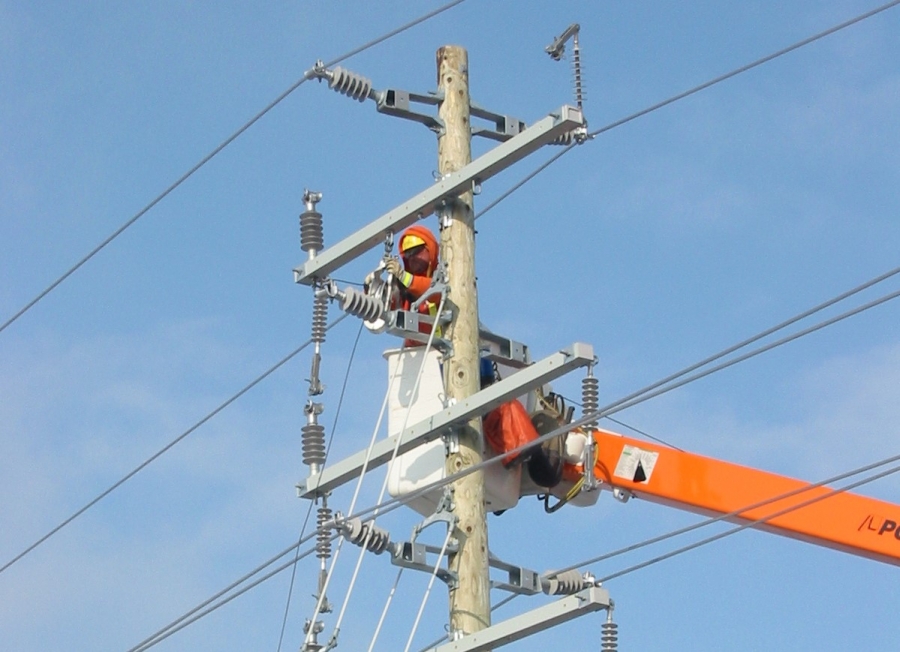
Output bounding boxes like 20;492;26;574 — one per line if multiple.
363;271;376;291
385;257;403;278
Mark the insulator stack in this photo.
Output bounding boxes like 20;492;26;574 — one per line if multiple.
338;286;385;322
582;370;599;428
302;403;326;472
311;294;328;344
571;38;585;110
300;190;324;258
341;517;391;554
328;66;372;102
541;569;590;595
601;618;618;651
316;504;333;560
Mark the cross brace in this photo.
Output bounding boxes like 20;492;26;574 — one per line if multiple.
296;342;594;499
293;105;584;285
427;587;611;651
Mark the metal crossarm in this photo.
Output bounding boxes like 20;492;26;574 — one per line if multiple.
297;342;594;498
293;105;584;285
427;587;611;651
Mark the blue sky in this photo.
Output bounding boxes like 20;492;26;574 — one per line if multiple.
2;1;900;650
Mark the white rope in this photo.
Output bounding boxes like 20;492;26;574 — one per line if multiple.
301;350;404;648
337;295;448;649
403;525;455;652
305;294;448;650
367;568;406;652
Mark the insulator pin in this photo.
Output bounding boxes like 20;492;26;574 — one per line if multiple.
300;211;324;254
300;189;324;258
541;569;590;595
302;402;326;472
341;517;391;554
328;66;372;102
302;422;326;469
339;286;384;322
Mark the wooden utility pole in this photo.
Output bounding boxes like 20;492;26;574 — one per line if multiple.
437;45;491;639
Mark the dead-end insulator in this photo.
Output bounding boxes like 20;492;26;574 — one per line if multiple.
300;189;324;259
340;517;392;555
328;66;373;102
541;569;592;596
302;401;326;474
338;286;385;322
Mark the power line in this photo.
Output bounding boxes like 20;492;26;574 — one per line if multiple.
131;537;334;652
588;0;900;140
0;315;348;578
473;0;900;223
127;537;315;652
598;285;900;419
0;0;470;337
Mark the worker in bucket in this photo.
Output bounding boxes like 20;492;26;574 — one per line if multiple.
385;225;442;344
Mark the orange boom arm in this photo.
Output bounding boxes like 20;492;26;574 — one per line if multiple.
589;429;900;566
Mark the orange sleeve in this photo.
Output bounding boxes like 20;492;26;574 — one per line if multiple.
404;273;434;299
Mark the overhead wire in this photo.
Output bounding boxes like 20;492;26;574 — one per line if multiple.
0;0;470;336
130;537;334;652
588;0;900;141
134;477;423;652
474;0;900;223
0;314;349;578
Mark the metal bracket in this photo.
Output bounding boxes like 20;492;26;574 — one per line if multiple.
391;541;458;588
386;309;453;352
293;106;585;285
443;431;460;456
489;553;541;596
413;487;457;541
427;587;612;651
479;325;530;369
376;88;444;134
469;100;527;142
297;342;595;499
390;489;460;587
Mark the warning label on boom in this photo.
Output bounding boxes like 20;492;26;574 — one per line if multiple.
614;445;659;484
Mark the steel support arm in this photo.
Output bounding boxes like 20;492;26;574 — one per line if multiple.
427;587;611;652
297;342;594;498
293;105;584;285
